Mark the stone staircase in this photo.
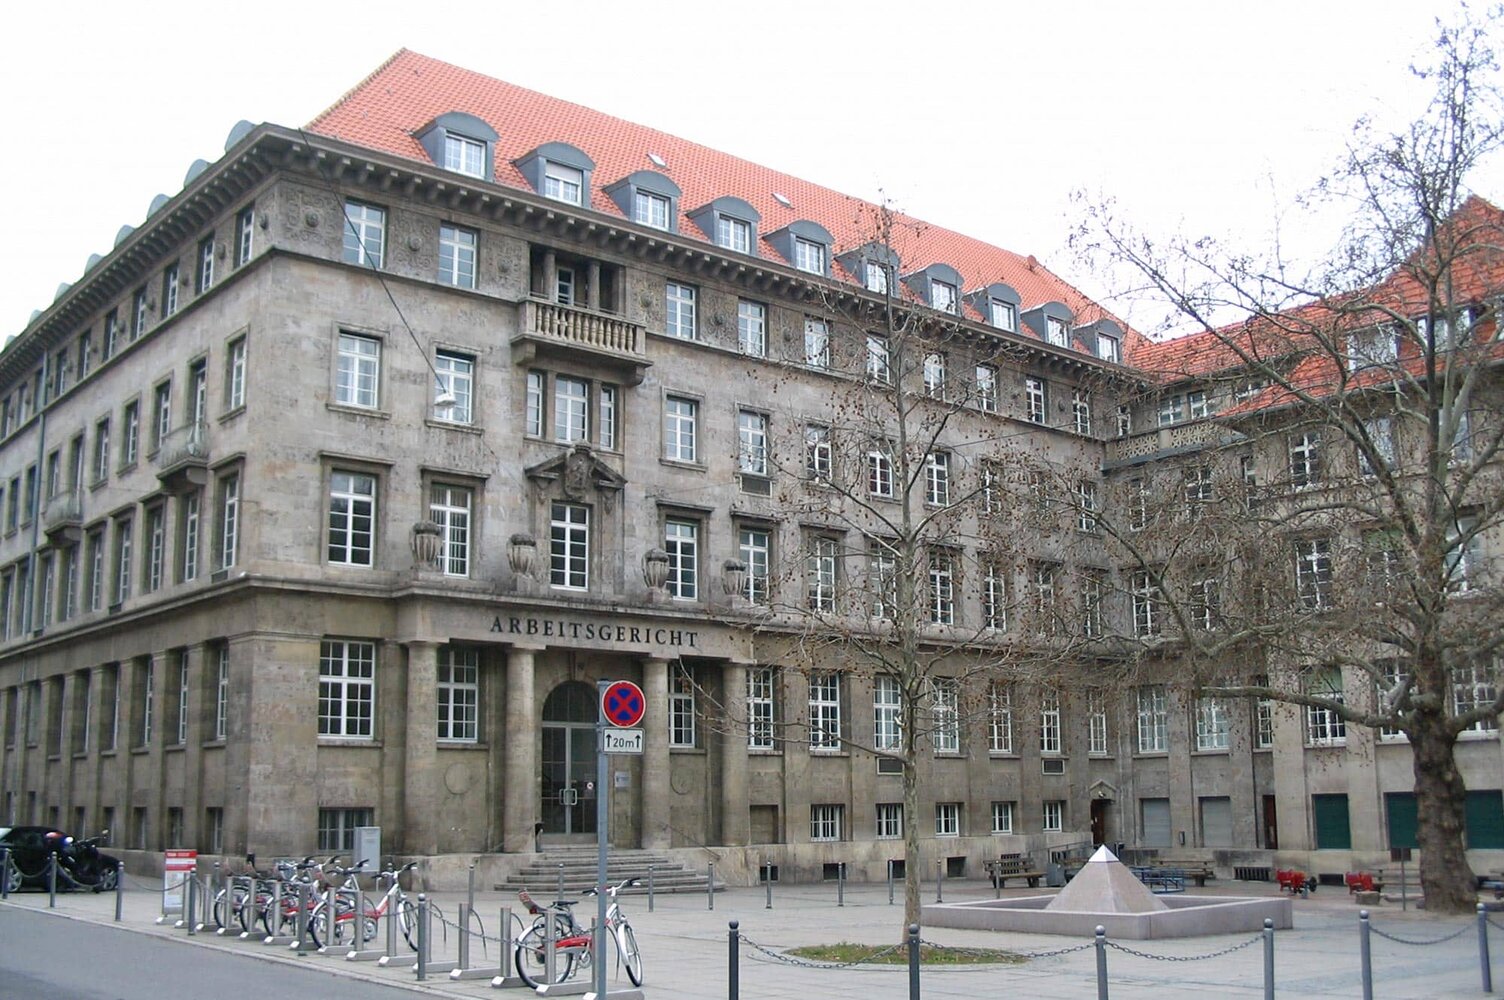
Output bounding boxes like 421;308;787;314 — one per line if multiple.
494;846;721;896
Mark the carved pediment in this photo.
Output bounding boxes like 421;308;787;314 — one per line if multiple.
526;443;627;504
1089;779;1117;801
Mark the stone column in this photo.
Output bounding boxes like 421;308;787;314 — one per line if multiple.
502;645;541;853
641;658;671;850
182;645;207;848
720;661;750;846
403;641;439;856
587;262;601;311
542;250;557;302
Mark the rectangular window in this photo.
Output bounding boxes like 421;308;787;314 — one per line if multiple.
428;484;471;576
1137;685;1168;753
793;238;825;275
808;672;841;750
1254;680;1275;749
216;472;240;569
1025;377;1047;424
633;191;671;230
335;332;381;409
317;808;375;853
1076;481;1098;532
738;410;768;476
1082;570;1104;639
1289;431;1323;488
1045;316;1069;347
923;352;946;398
444;133;485;177
803;319;830;368
739;527;770;606
866;335;891;384
432;350;473;424
1116;405;1133;438
983;561;1008;631
151;381;172;453
805;424;832;480
85;528;104;612
664;396;698;463
808;535;838;613
928;549;955;625
226;336;247;411
1305;669;1346;746
197;237;215;294
1183;465;1214;513
870;542;897;620
991;801;1015;834
989;299;1016;331
542;162;583;204
1453;662;1498;734
554;376;589;442
438;224;478;288
665;519;699;600
318;640;375;738
437;646;479;742
876;803;903;839
989;683;1013;753
144;505;165;593
1159;395;1186;426
1132;571;1162;636
138;662;153;746
132;288;149;339
113;516;133;604
737;300;766;356
666;282;697;339
102;309;119;360
925;451;950;506
867;443;894;498
122;401;139;467
1097;335;1121;363
1038;687;1062;755
328;471;377;566
1187;391;1209;419
1294;537;1333;610
669;664;696;748
161;263;180;318
935;802;961;837
525;371;544;437
235;206;255;267
865;261;889;294
172;650;189;745
549;502;589;590
932;677;959;753
975;364;997;412
599;385;618;450
874;675;901;751
717;216;751;253
1087;689;1108;755
931;280;958;314
810;803;843;841
1358;417;1395;476
1196;697;1230;750
214;645;229;741
1043;800;1064;832
747;667;776;750
93;419;110;484
343;201;385;267
1347;327;1398;370
1032;561;1058;635
1072;391;1092;435
556;266;576;305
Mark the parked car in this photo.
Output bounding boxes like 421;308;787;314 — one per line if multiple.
0;827;119;891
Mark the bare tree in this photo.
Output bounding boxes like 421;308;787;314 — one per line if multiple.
1073;12;1504;913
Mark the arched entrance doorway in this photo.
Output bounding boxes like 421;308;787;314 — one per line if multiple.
540;681;597;839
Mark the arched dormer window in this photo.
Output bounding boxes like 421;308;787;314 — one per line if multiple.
416;112;499;181
1077;319;1124;363
605;170;682;233
515;142;596;207
687;196;761;255
766;221;834;277
836;242;901;294
965;282;1022;332
901;263;964;315
1021;301;1077;350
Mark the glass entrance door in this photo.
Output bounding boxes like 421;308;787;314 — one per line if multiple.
540;724;597;835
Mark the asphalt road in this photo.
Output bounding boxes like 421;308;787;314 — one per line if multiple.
0;904;423;1000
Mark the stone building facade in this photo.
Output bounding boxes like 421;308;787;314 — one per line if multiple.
0;50;1499;884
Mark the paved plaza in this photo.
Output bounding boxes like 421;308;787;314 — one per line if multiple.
1;874;1498;998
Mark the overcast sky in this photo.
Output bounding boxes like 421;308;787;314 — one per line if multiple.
2;0;1492;338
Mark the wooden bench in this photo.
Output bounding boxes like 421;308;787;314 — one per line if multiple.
985;852;1045;889
1150;859;1216;887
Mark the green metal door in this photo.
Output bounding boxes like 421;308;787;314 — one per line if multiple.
1312;793;1352;849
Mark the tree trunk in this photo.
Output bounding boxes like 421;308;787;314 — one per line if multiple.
1411;710;1477;914
902;742;921;935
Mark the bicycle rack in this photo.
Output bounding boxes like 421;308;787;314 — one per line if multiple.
263;879;296;946
486;904;525;988
374;879;405;968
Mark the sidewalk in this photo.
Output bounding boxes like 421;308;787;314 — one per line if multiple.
3;874;1497;998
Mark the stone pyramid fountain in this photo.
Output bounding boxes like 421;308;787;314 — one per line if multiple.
923;844;1291;939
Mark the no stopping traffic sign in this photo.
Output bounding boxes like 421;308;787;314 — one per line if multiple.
602;680;646;727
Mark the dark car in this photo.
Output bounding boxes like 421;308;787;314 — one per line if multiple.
0;826;119;891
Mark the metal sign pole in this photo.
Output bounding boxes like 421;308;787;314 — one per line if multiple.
596;678;609;999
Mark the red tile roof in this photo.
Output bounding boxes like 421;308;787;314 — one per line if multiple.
308;49;1137;353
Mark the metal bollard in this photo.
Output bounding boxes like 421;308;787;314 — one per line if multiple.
114;862;124;921
1480;903;1494;993
728;920;740;1000
0;846;8;900
838;862;845;907
1263;918;1274;1000
416;893;428;981
544;897;557;985
907;923;920;1000
48;852;57;907
296;882;309;956
648;864;655;912
1359;910;1373;1000
353;884;365;947
764;860;772;909
708;861;716;911
1095;925;1109;1000
268;878;283;941
935;858;943;903
458;902;470;969
187;874;197;935
888;863;895;905
557;862;565;900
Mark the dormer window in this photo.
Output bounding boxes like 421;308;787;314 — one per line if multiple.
445;134;485;178
635;191;670;229
1046;317;1070;347
1020;302;1076;349
990;299;1016;330
931;279;958;315
416;112;498;182
718;216;751;252
545;163;584;204
795;238;826;275
865;261;889;294
607;170;681;233
1097;334;1121;363
902;263;964;312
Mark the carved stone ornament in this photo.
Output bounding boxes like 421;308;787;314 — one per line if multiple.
410;520;443;568
304;210;320;228
508;533;538;577
564;444;594;500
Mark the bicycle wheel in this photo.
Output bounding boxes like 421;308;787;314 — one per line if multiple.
307;902;326;949
398;897;419;950
617;923;643;986
514;921;577;987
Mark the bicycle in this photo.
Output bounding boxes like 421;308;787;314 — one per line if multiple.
309;860;430;950
513;876;643;988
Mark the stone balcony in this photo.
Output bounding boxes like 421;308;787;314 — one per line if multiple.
155;420;210;494
511;298;651;384
42;488;83;544
1103;420;1244;469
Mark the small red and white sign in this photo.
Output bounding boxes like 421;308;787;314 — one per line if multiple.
602;680;646;728
163;849;197;914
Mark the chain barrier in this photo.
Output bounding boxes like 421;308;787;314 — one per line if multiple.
1104;932;1262;962
1488;914;1504;934
952;938;1094;960
1368;922;1472;946
739;932;909;970
125;873;190;892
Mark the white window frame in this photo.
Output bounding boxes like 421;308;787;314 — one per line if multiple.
1289;431;1323;488
665;283;697;340
874;675;901;751
1136;685;1168;753
808;535;838;613
975;364;997;412
932;677;959;753
665;518;699;600
867;444;894;499
988;683;1013;754
810;803;843;841
633;190;671;230
989;299;1016;331
1039;687;1062;755
216;472;240;570
1195;697;1230;751
747;667;775;750
433;350;474;424
935;802;961;837
428;483;472;577
925;452;950;507
1132;571;1162;637
808;672;841;751
717;215;751;253
803;319;830;368
1043;800;1064;832
876;803;903;839
737;410;768;476
1304;670;1347;747
542;162;583;205
793;237;826;275
226;336;247;411
342;201;385;268
931;279;958;314
525;371;544;437
319;639;375;739
983;561;1007;631
1295;537;1333;610
1045;316;1069;347
214;645;229;741
664;396;699;463
328;470;376;567
805;424;832;481
923;352;946;399
928;549;955;625
1072;390;1092;434
554;376;589;443
443;133;486;178
335;333;381;409
737;300;766;356
669;664;696;748
437;646;479;742
1025;377;1046;424
438;224;478;289
739;526;770;605
1087;689;1108;755
866;335;891;384
550;502;589;590
991;801;1015;834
